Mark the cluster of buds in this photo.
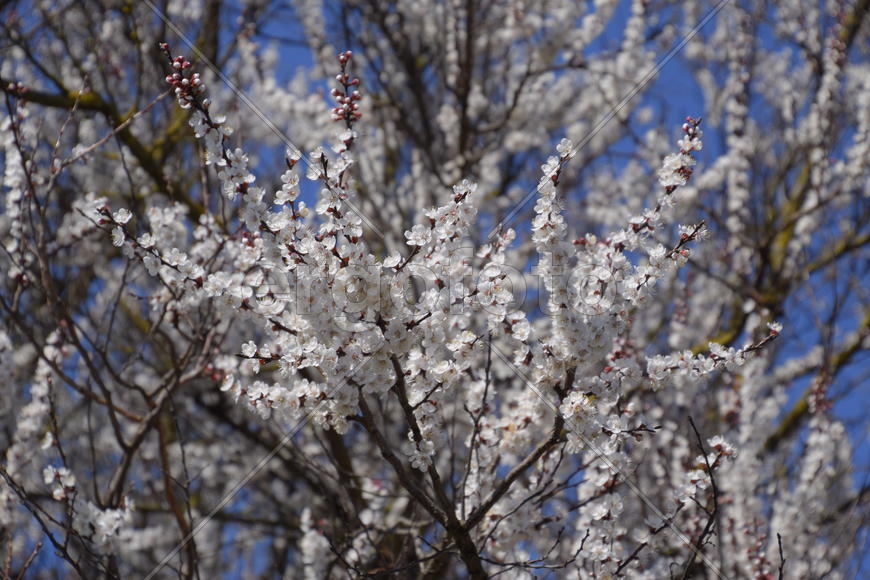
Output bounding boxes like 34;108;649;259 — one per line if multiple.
159;43;207;110
330;51;362;126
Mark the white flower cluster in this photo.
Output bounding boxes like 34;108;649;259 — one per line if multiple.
43;465;77;501
190;110;233;166
675;435;736;503
657;118;703;188
77;500;135;548
646;326;781;388
2;331;66;525
1;103;33;281
299;508;330;579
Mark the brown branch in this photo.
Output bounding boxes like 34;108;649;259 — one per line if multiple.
464;367;575;533
388;355;488;579
680;417;721;580
157;409;198;580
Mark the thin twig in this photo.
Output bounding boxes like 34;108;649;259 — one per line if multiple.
777;533;786;580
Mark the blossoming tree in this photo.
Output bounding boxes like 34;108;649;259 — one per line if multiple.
1;0;868;578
